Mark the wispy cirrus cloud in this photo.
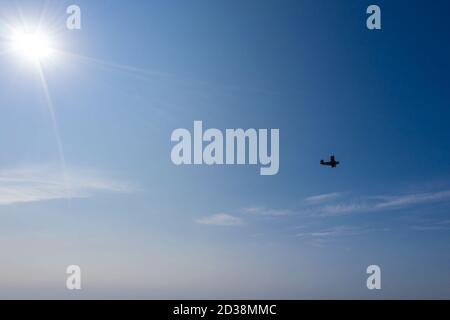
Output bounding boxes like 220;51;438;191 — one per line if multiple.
319;201;370;216
410;225;450;231
315;190;450;217
0;164;135;205
410;219;450;232
196;213;244;226
304;192;343;204
196;187;450;231
375;190;450;210
296;225;369;238
294;225;390;247
241;206;293;217
296;225;390;239
196;206;291;227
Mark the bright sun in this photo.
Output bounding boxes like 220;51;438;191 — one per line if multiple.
10;30;53;62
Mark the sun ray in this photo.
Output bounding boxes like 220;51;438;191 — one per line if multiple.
35;61;71;201
37;0;51;33
55;49;173;81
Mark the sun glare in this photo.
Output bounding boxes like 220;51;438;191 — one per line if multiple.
10;30;53;62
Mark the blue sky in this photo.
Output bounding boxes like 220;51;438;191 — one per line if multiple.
0;0;449;299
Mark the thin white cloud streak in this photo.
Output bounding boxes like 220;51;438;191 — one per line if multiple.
375;190;450;209
196;213;244;226
0;164;134;205
304;192;342;204
296;225;389;239
196;188;450;230
410;225;450;231
296;226;362;238
410;219;450;232
317;190;450;217
295;225;390;248
242;207;293;217
320;202;370;216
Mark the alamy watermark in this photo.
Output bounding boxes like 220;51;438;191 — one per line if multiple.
366;265;381;290
66;265;82;290
66;5;81;30
367;5;381;30
171;121;279;176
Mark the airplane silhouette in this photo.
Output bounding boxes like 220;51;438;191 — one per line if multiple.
320;155;340;168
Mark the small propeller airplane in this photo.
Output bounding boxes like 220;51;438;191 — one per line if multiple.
320;155;340;168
